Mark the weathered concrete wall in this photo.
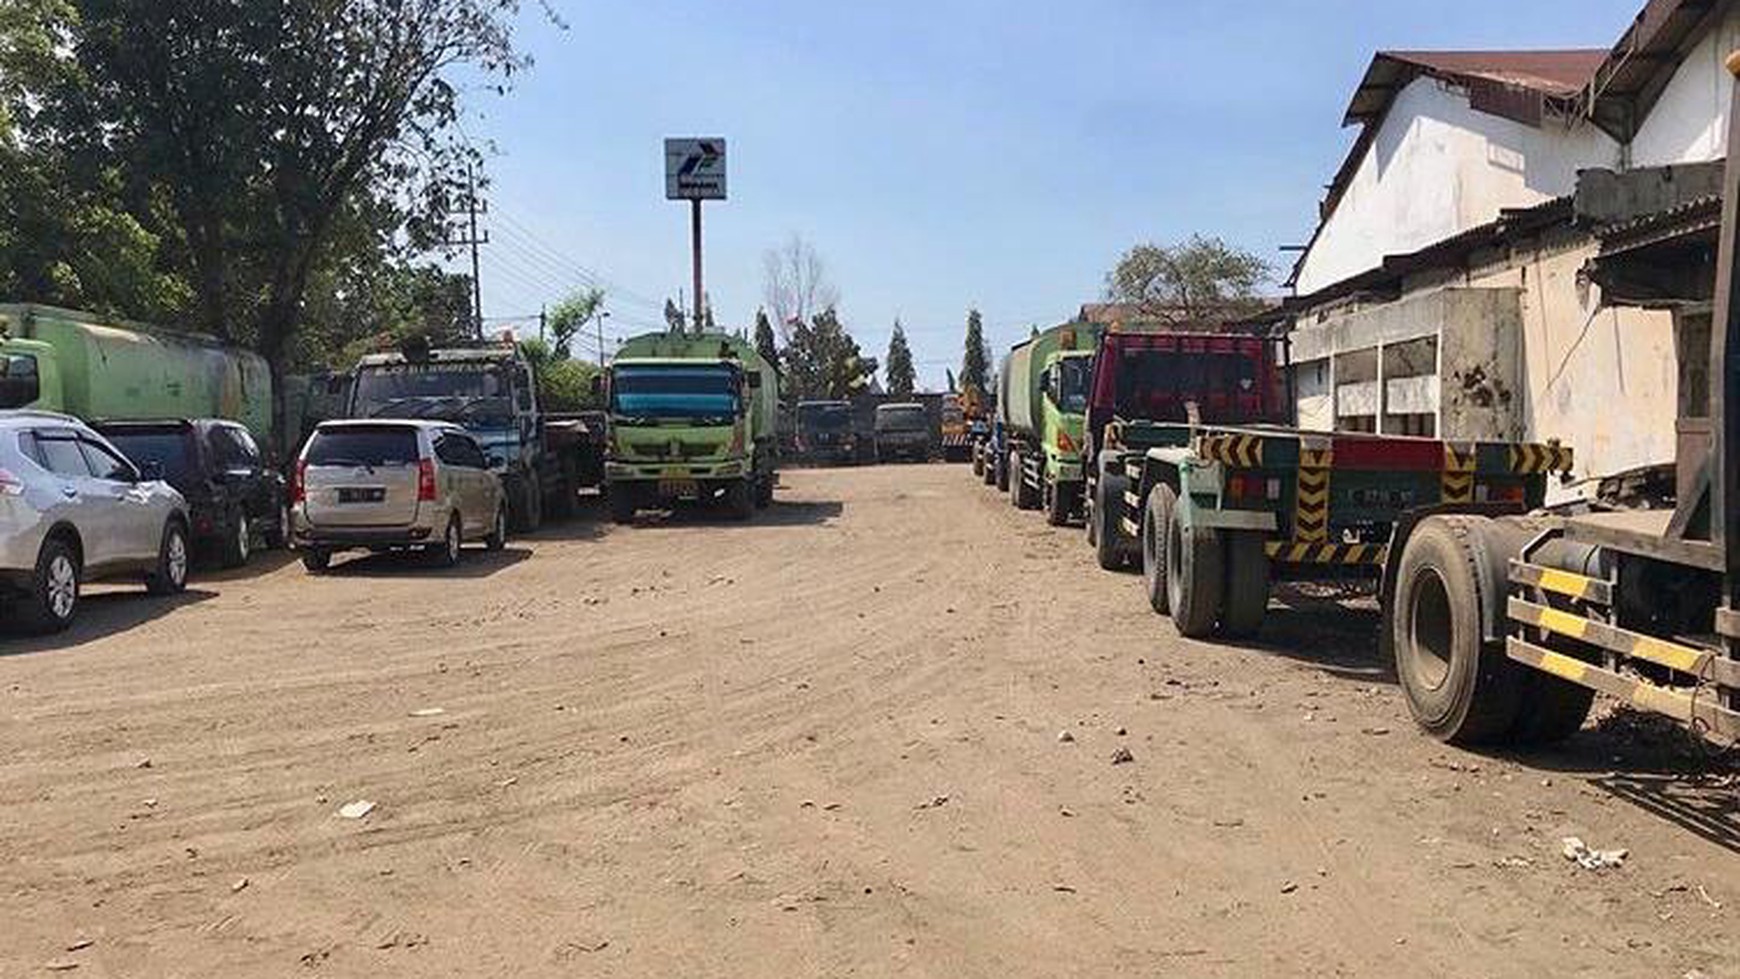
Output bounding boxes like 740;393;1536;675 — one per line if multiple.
1629;5;1740;167
1295;78;1620;294
1438;287;1524;442
1467;243;1678;483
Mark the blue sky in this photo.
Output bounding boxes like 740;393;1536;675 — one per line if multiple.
464;0;1642;387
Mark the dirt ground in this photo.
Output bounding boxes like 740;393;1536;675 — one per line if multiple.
1;464;1736;977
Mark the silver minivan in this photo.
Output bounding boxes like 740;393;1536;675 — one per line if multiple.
291;420;507;572
0;411;191;632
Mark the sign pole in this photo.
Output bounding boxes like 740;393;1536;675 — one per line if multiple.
691;198;704;334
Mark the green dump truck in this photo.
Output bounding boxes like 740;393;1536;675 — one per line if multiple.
603;331;780;522
0;303;273;442
998;322;1102;525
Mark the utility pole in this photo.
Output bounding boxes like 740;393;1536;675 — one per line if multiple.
445;165;490;338
595;308;611;365
539;304;547;344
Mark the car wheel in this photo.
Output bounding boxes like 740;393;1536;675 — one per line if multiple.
21;537;81;633
301;548;332;573
146;520;190;596
219;509;250;569
428;514;463;568
264;503;291;550
486;504;508;551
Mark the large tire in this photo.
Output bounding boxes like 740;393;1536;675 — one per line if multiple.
1510;666;1596;744
754;473;774;509
1141;485;1176;615
1165;494;1222;639
427;514;463;568
1044;478;1071;527
1007;449;1023;507
608;485;638;525
263;502;290;550
19;536;80;634
1391;515;1526;745
218;508;250;570
724;479;754;520
301;548;332;573
994;448;1010;493
546;475;576;521
1094;469;1133;571
972;448;986;479
520;474;544;533
1219;532;1270;639
145;520;190;596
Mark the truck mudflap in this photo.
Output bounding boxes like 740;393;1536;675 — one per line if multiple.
1505;530;1740;742
1265;541;1388;566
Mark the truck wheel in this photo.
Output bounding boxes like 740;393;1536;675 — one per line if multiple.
754;474;774;509
301;548;331;573
1044;479;1071;527
1510;667;1595;744
1166;496;1223;639
995;449;1010;493
1219;532;1270;639
546;476;575;520
20;537;80;634
1391;515;1525;745
972;448;986;478
724;479;754;520
146;520;191;596
608;486;638;525
1094;470;1132;571
264;502;290;550
520;474;544;533
1142;485;1176;615
981;451;997;486
219;508;250;569
1007;449;1023;507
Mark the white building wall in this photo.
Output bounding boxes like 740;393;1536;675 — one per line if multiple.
1295;78;1621;295
1629;6;1740;166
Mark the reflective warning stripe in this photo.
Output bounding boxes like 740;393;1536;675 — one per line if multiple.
1120;517;1141;538
1264;540;1388;566
1509;442;1575;474
1124;490;1141;510
1508;561;1612;605
1198;433;1264;468
1295;447;1331;544
1441;443;1476;504
1507;598;1740;685
1505;637;1740;741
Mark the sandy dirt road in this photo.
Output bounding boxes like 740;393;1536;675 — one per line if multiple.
1;464;1736;977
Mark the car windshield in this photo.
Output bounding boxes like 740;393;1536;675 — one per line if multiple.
353;362;513;422
612;364;740;422
798;404;852;431
101;430;195;485
1056;358;1091;414
306;426;420;467
876;407;927;431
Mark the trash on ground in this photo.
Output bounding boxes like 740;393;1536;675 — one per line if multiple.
1561;836;1627;871
337;800;377;820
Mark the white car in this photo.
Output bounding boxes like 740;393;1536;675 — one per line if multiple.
291;420;508;572
0;411;191;633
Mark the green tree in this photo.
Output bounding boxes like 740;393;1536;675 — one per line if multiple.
546;287;605;360
961;308;990;395
784;307;876;401
1105;235;1271;323
520;337;600;413
51;0;535;446
753;308;780;370
884;320;915;398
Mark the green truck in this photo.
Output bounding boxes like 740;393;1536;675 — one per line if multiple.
0;303;273;441
997;322;1102;525
603;331;779;522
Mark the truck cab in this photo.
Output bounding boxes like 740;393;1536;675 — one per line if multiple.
346;340;559;530
603;332;778;523
796;399;856;464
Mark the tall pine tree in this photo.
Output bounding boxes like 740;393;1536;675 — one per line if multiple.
753;308;780;370
885;320;915;397
961;309;990;395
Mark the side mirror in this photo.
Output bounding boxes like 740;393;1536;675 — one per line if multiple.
590;374;604;397
747;372;763;390
141;460;165;482
486;454;504;468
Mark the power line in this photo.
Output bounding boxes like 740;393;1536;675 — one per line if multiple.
491;207;666;313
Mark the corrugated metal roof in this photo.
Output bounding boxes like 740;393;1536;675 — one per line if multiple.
1583;0;1730;141
1343;50;1606;126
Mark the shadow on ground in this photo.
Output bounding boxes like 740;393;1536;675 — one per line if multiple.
617;498;845;530
0;588;217;654
317;546;533;579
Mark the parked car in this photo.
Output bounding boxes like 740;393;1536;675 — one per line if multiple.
94;418;287;569
0;411;191;633
291;420;507;573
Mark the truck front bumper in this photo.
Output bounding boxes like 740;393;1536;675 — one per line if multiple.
606;458;747;482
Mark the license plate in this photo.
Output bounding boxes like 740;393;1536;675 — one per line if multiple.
338;488;385;503
658;478;699;497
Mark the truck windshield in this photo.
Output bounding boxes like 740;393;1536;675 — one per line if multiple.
798;404;852;431
612;365;740;422
1114;350;1261;422
353;363;513;423
1057;359;1091;414
101;430;195;485
876;407;927;432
